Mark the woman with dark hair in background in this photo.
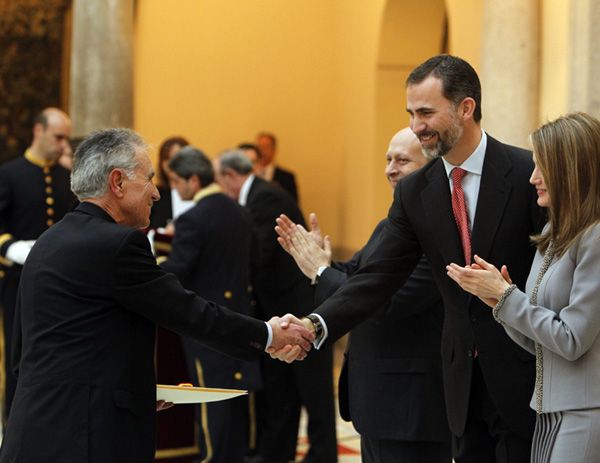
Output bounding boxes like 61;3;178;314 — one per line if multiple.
149;135;191;229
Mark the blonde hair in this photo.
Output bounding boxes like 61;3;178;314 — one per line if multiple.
531;112;600;257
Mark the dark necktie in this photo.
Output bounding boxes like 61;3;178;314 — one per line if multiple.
451;167;471;265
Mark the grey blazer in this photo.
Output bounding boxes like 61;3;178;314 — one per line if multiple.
496;222;600;413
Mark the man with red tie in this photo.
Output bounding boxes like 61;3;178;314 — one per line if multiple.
279;55;546;463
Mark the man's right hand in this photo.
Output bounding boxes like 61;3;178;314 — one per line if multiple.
266;314;315;362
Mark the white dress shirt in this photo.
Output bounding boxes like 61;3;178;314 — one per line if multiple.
238;174;255;206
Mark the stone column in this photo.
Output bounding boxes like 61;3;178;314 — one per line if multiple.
69;0;134;137
480;0;540;148
568;0;600;116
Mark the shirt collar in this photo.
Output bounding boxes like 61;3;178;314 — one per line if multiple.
442;129;487;178
192;183;221;203
238;174;255;206
24;148;56;168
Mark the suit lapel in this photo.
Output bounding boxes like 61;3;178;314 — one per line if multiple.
471;136;512;260
245;176;262;206
421;160;465;266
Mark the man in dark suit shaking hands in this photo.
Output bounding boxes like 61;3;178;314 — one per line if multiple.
0;128;313;463
276;55;546;463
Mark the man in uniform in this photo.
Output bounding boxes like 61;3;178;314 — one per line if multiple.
162;146;262;462
0;107;75;420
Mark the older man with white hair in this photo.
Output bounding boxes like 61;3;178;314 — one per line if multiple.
0;128;312;463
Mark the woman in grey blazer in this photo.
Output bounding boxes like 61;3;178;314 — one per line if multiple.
447;112;600;463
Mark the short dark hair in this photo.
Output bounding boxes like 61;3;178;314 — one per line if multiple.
237;142;262;160
168;146;214;187
406;54;482;122
33;110;49;128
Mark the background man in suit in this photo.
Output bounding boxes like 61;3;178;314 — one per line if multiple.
276;128;451;462
0;128;312;463
277;55;546;463
161;146;262;462
0;107;75;421
215;150;337;463
255;132;299;201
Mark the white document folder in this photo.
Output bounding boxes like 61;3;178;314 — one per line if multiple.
156;384;247;404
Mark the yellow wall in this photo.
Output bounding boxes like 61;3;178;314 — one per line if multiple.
539;0;569;122
134;0;343;243
446;0;483;70
133;0;492;253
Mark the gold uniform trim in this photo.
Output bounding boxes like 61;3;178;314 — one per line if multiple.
193;183;222;203
195;358;213;463
153;242;172;254
0;233;14;266
155;444;201;459
24;149;56;168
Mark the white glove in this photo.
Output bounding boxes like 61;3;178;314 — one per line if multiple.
5;240;35;265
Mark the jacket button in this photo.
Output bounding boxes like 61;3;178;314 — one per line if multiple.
224;290;232;299
234;372;242;380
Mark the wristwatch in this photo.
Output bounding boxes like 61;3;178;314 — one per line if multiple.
305;314;324;341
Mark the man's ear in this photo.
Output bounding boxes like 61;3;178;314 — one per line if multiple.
108;169;126;198
33;123;44;139
460;97;476;120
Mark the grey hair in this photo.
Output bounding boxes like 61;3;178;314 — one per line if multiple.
71;128;146;200
218;149;253;175
168;146;214;186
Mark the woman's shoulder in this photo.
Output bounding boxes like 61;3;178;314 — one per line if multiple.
570;222;600;259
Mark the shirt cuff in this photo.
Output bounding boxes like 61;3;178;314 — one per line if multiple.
264;321;273;351
311;313;328;350
310;265;330;285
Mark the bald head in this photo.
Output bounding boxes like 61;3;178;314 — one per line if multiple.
32;107;72;162
385;127;428;190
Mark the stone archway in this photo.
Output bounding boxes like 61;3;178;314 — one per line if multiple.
371;0;447;221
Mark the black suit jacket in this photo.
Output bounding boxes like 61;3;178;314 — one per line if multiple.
315;219;449;442
315;135;545;439
161;191;261;390
272;166;298;202
245;176;312;319
1;202;267;463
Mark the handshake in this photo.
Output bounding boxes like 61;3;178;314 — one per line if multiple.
266;314;317;363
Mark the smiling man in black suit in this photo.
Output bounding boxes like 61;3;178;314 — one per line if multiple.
277;55;546;463
0;128;313;463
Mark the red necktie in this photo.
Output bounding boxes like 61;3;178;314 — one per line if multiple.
451;167;471;264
